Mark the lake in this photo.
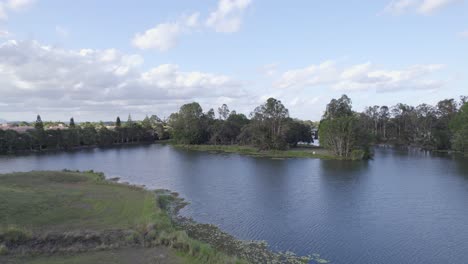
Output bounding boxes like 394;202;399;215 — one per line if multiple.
1;144;467;264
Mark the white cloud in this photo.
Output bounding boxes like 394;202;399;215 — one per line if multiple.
6;0;35;11
384;0;417;14
0;29;9;37
275;61;338;89
132;0;252;51
383;0;460;15
132;12;199;51
0;39;245;118
132;23;180;51
141;64;241;98
206;0;252;33
418;0;458;14
275;61;446;92
0;0;35;20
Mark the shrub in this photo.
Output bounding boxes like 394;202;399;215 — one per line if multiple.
0;226;31;245
0;243;7;255
157;195;175;210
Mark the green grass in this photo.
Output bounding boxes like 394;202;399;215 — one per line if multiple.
0;171;248;264
173;144;339;160
0;171;169;234
0;248;183;264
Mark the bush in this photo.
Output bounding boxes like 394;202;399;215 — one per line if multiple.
0;226;31;245
157;195;175;210
350;149;371;160
124;230;142;245
0;243;7;255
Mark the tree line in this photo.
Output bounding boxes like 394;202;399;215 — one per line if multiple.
1;95;467;158
0;115;169;154
359;96;468;151
168;98;314;150
319;94;468;159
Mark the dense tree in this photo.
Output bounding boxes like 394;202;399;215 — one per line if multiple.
69;117;75;128
218;104;230;120
33;115;45;150
323;95;353;119
209;108;249;145
0;115;162;154
284;119;313;147
116;117;121;128
34;115;44;131
169;102;210;144
450;102;468;153
320;95;371;159
2;96;466;157
244;98;290;149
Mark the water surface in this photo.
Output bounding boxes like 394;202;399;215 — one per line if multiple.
0;145;467;264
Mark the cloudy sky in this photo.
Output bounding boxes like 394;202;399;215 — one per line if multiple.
0;0;466;122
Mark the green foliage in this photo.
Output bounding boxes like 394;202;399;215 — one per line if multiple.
34;115;44;131
450;102;468;153
0;116;164;154
240;98;291;150
69;117;75;128
0;243;7;255
359;96;466;151
0;226;31;245
169;102;211;144
320;96;371;159
323;94;353;119
285;119;313;147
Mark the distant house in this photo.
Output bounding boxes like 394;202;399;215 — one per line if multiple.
0;124;35;133
46;124;68;130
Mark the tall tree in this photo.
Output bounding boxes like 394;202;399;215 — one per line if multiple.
69;117;75;128
35;115;44;131
169;102;209;144
34;115;45;150
248;98;290;149
434;99;458;149
116;117;121;128
323;95;353;119
320;95;371;159
450;102;468;153
218;104;230;120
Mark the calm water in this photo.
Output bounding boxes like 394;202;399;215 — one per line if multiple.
1;144;468;264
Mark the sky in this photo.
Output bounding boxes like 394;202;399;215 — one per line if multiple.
0;0;467;122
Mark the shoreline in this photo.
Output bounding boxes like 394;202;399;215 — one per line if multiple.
172;144;340;160
0;170;328;264
155;189;328;264
0;140;172;157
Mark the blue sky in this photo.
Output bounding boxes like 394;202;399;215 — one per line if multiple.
0;0;467;121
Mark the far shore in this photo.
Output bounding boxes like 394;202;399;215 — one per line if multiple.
172;144;340;160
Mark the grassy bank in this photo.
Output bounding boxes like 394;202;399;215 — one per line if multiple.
0;171;246;264
173;144;339;160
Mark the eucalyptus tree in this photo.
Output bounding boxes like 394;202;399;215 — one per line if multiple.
320;95;371;159
169;102;210;144
248;98;290;149
450;102;468;153
218;104;230;120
